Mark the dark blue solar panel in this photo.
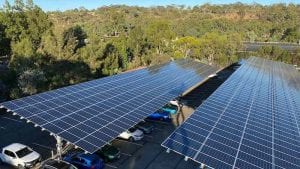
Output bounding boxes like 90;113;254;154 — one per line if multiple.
0;59;218;153
162;57;300;169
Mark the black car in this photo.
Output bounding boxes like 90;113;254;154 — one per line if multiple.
41;159;77;169
135;121;154;134
95;145;121;162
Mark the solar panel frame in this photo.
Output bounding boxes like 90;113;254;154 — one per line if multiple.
0;59;218;153
162;57;300;169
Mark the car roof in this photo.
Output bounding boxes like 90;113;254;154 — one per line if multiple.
3;143;27;152
78;153;99;161
157;110;169;114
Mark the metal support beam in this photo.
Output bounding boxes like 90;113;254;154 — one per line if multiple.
55;135;63;160
200;163;206;169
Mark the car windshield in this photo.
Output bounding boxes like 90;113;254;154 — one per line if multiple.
49;160;75;169
165;104;177;109
128;128;136;132
102;145;111;151
90;158;99;165
16;147;33;158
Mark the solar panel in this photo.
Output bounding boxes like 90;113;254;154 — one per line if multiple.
162;57;300;169
0;59;218;153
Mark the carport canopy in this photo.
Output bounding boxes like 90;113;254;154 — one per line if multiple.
162;57;300;169
0;59;218;153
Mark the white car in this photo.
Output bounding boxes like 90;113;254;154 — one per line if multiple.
208;73;217;78
118;128;144;141
0;143;41;169
170;99;187;107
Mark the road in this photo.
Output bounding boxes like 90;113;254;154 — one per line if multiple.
243;42;300;52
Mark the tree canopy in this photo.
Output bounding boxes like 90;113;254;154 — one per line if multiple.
0;1;299;101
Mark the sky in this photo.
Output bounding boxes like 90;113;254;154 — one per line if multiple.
1;0;299;11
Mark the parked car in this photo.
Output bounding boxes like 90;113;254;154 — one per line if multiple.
0;143;41;169
208;73;217;78
169;99;187;107
94;145;120;162
169;99;180;107
162;103;178;115
118;128;144;141
41;159;78;169
147;110;171;121
135;121;154;134
63;152;104;169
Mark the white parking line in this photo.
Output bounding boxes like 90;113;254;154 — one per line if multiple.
115;139;144;146
1;117;23;123
105;164;118;169
121;152;132;156
32;143;54;150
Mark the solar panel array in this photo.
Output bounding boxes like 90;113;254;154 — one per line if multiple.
0;59;218;153
162;57;300;169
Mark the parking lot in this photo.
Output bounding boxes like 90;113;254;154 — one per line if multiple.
104;114;200;169
0;109;57;169
0;106;199;169
0;64;237;169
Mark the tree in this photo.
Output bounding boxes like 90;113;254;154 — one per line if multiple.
173;36;200;59
0;23;11;55
11;37;35;57
13;0;25;11
100;43;121;75
18;69;46;95
62;25;87;58
2;0;11;12
25;6;53;49
282;27;300;43
146;20;175;54
26;0;34;9
198;32;226;64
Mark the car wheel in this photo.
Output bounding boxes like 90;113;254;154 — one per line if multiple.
18;164;25;169
129;137;134;142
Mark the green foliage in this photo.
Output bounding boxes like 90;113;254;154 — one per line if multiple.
145;20;175;54
12;37;34;57
101;43;121;76
0;22;10;55
282;27;300;42
62;25;87;54
18;69;46;95
0;2;300;101
173;36;200;58
257;46;293;63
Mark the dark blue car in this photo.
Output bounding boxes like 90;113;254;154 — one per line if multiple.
63;152;104;169
147;109;171;121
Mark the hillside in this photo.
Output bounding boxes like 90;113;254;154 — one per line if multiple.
0;1;300;101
